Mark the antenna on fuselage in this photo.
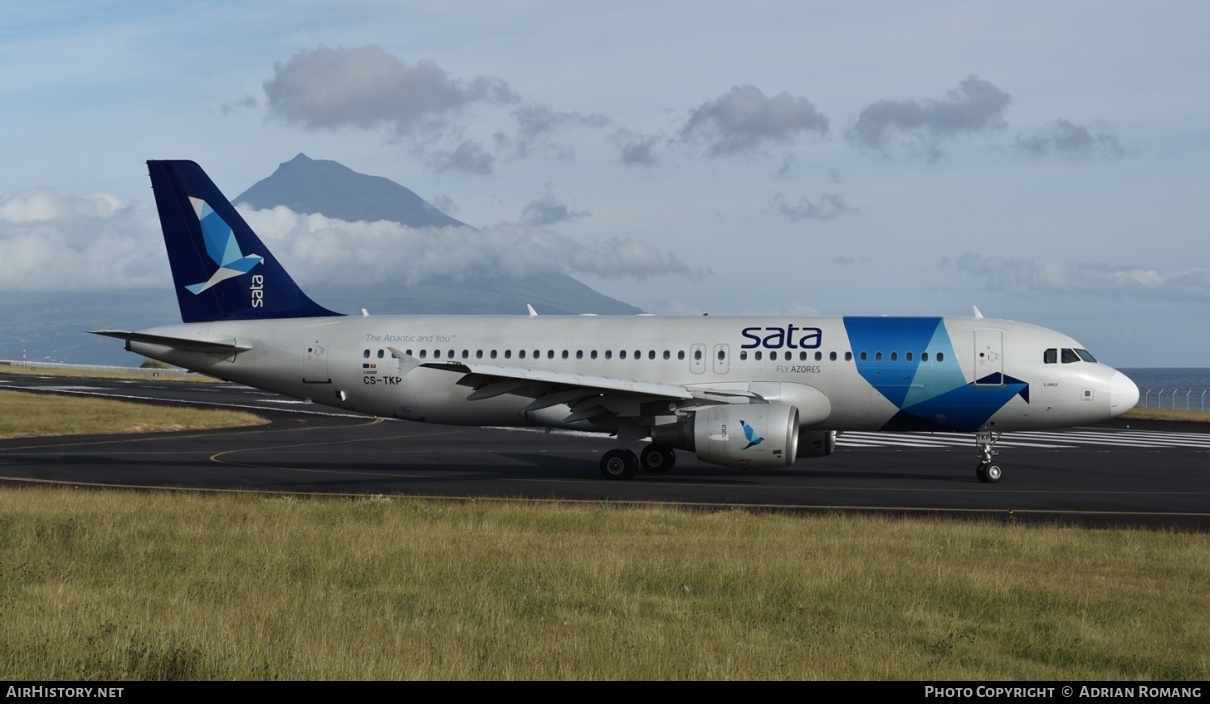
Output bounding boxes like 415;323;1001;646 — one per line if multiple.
973;305;984;319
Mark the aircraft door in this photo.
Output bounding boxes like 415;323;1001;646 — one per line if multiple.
690;344;706;374
973;329;1003;385
713;344;730;374
304;334;332;383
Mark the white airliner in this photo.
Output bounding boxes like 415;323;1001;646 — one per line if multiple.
95;161;1140;483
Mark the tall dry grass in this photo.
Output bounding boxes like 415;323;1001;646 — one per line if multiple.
1;488;1205;680
0;390;265;439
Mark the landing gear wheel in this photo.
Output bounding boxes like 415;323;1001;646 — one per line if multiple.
640;444;677;473
974;430;1004;484
601;449;640;480
976;462;1003;483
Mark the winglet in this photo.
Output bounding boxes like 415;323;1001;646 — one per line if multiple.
388;347;421;377
973;305;984;319
527;304;538;317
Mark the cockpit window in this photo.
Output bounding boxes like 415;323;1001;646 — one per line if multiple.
1046;347;1098;364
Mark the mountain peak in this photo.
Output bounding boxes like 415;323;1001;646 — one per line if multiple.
235;155;467;229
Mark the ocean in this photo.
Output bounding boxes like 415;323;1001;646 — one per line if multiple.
1120;368;1210;411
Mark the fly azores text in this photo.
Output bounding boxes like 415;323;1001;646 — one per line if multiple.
740;324;822;350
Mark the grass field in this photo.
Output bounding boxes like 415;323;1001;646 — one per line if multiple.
0;389;265;439
0;488;1206;681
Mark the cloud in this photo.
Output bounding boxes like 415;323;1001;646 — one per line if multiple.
1015;119;1124;158
0;186;709;292
942;253;1210;301
679;85;830;157
520;193;589;226
262;46;519;138
516;104;609;138
491;104;610;162
239;206;711;285
611;130;661;168
430;140;495;176
771;193;857;222
0;188;166;291
221;96;258;116
847;76;1011;162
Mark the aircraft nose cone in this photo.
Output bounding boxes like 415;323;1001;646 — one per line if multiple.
1109;370;1140;417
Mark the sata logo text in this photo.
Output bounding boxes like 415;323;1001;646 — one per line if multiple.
740;324;822;350
250;274;264;308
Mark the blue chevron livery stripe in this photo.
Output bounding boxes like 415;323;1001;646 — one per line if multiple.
843;317;1030;432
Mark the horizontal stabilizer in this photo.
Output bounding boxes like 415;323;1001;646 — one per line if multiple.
90;330;253;354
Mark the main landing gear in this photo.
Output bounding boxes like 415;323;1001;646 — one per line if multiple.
975;430;1004;483
600;444;677;480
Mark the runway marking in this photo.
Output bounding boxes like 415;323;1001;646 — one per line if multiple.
838;428;1210;451
206;427;466;478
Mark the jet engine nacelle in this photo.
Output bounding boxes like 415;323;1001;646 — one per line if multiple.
797;429;837;458
690;403;800;469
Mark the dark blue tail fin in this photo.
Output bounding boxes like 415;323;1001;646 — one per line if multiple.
148;160;342;323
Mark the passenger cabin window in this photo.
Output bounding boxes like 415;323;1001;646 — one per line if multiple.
363;349;370;359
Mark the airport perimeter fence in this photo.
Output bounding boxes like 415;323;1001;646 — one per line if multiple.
1141;389;1209;411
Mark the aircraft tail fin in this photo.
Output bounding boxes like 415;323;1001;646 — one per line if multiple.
147;160;342;323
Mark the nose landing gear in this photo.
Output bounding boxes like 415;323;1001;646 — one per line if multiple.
975;430;1003;483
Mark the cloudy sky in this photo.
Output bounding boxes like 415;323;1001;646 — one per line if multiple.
2;1;1208;366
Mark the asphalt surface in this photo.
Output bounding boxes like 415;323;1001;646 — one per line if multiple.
2;372;1208;531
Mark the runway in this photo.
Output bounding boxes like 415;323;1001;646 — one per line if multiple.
3;372;1208;531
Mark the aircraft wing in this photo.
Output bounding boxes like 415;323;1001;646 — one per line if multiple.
391;348;756;425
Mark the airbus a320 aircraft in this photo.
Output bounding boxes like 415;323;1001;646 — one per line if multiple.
96;161;1140;483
